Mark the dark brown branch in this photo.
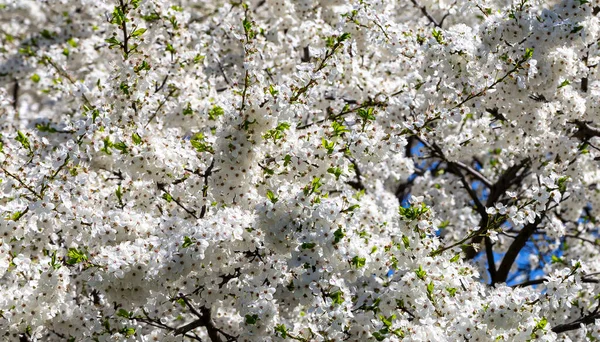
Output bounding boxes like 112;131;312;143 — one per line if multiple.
512;277;599;288
12;78;19;110
173;306;233;342
453;160;493;188
464;158;531;260
145;86;177;127
132;310;203;341
552;311;600;333
118;0;131;59
495;215;544;284
157;182;198;219
564;234;600;247
155;74;169;93
346;156;366;191
301;45;310;63
570;120;600;141
409;0;440;27
484;236;497;281
486;107;507;122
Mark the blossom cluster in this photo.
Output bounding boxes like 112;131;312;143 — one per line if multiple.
0;0;599;341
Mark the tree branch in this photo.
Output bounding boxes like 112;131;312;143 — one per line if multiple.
173;306;224;342
552;311;600;333
495;215;544;284
409;0;440;27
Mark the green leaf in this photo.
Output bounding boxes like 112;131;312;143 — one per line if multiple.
524;47;534;60
450;254;461;262
331;121;350;137
402;235;410;248
353;189;365;200
48;250;61;270
327;167;343;180
113;141;128;154
321;138;335;154
131;28;147;37
351;256;366;268
132;132;142;145
398;203;429;221
551;255;564;264
342;204;360;213
105;36;121;48
18;45;36;57
415;265;427;280
427;281;435;297
142;12;161;22
329;290;344;304
40;29;53;39
556;176;569;193
242;18;253;36
338;32;351;42
182;236;195;248
193;54;205;64
168;16;179;30
274;324;288;338
357;107;376;130
283;154;292;166
66;248;88;265
121;327;135;337
333;228;345;244
263;122;290;142
268;84;279;96
162;193;173;203
116;309;132;319
190;133;214;154
208;105;224;120
134;60;151;73
432;29;444;44
266;190;278;204
119;82;130;95
110;7;125;25
183;103;194;116
301;242;316;250
373;331;386;341
8;211;24;221
67;37;77;47
303;177;322;196
166;43;176;54
534;317;548;332
15;131;31;152
30;73;41;83
381;314;396;328
558;79;570;88
35;122;57;133
245;314;259;325
570;25;584;34
116;185;123;204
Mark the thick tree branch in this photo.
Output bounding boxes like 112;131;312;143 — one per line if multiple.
570;120;600;141
173;306;226;342
463;158;531;260
552;311;600;334
495;215;544;284
512;277;599;288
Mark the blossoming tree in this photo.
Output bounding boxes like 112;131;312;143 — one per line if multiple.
0;0;600;340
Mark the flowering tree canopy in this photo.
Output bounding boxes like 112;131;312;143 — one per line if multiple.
1;0;600;340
